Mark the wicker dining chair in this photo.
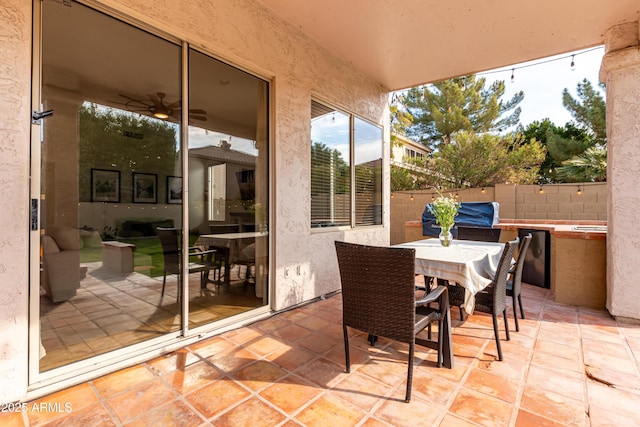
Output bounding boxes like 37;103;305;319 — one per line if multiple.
457;226;502;242
507;233;532;332
334;241;452;403
471;237;519;360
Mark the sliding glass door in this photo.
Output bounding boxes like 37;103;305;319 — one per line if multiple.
34;0;268;377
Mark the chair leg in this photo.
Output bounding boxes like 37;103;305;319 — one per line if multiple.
405;341;415;402
437;317;444;367
503;309;510;341
492;314;503;361
458;305;465;321
512;297;520;332
368;334;378;346
518;294;525;319
343;326;351;373
161;272;167;297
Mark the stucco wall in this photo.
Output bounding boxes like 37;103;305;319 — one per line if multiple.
0;0;32;403
391;183;607;244
1;0;389;402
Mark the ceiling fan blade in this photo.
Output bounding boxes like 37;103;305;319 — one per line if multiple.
147;93;162;104
166;100;181;109
189;115;207;122
188;109;207;114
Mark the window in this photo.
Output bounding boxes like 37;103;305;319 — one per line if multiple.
310;100;382;228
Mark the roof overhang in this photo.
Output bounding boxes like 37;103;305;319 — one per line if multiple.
257;0;640;90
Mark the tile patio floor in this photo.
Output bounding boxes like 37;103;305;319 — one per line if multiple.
5;283;640;426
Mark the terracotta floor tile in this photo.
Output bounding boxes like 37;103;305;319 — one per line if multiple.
295;315;331;332
295;357;348;388
26;382;98;426
124;400;203;427
295;394;366;427
212;397;286;426
448;388;514;427
230;360;288;391
585;365;640;390
163;360;223;394
525;365;585;402
243;335;286;356
146;348;201;376
260;374;322;414
374;396;442;427
587;380;640;421
520;385;587;426
206;347;260;374
266;344;318;372
476;352;527;381
330;370;394;410
359;416;394;427
530;349;582;373
188;336;235;359
35;402;115;427
92;365;155;398
296;332;342;355
438;413;481;427
463;368;520;403
268;323;312;343
0;411;26;427
106;379;176;423
409;367;458;406
588;402;640;426
184;377;251;419
515;409;573;427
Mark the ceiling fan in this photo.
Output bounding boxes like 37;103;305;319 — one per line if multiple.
117;92;207;121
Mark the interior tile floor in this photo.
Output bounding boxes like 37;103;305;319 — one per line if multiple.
8;282;640;426
40;262;263;371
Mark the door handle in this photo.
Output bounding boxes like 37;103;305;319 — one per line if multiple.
32;109;54;124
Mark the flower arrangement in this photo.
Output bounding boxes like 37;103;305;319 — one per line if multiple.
428;193;460;244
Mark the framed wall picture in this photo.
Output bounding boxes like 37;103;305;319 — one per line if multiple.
167;176;182;204
91;169;120;203
132;173;157;203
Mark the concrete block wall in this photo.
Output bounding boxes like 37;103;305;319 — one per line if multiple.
390;182;607;244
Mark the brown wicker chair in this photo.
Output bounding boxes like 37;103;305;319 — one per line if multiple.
334;241;452;403
506;233;532;332
156;228;220;298
457;226;502;242
471;237;519;360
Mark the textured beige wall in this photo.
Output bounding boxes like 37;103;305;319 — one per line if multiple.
0;0;32;403
601;21;640;321
391;183;607;244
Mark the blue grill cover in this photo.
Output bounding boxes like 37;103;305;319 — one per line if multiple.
422;202;499;237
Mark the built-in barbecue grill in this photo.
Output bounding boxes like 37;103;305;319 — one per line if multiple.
421;201;499;238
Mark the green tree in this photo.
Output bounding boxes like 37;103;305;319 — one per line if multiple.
556;146;607;182
519;119;592;183
562;79;607;146
433;131;545;188
403;75;524;149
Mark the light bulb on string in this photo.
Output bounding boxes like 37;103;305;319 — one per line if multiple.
570;55;575;71
510;68;515;83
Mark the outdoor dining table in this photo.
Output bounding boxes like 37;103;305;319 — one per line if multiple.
394;238;504;314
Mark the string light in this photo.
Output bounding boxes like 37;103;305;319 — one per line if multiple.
576;185;582;195
570;54;575;71
391;192;394;199
431;193;435;201
510;68;515;83
410;193;414;201
481;187;486;194
539;186;544;194
455;192;459;199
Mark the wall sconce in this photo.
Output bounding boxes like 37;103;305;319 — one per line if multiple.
481;187;486;194
431;193;435;201
455;192;459;199
576;185;582;195
410;193;414;201
539;186;544;194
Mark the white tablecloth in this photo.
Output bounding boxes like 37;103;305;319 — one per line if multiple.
394;239;504;313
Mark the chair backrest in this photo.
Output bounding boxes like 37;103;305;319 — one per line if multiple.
457;226;501;242
335;241;416;343
512;233;533;292
156;227;181;274
490;237;519;313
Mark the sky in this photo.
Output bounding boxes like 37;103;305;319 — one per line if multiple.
481;46;605;128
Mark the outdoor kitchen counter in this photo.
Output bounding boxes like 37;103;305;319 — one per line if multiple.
495;219;607;240
402;219;607;309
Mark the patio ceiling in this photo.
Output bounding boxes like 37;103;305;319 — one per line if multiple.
257;0;640;91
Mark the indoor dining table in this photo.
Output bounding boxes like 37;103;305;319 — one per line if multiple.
394;238;504;314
